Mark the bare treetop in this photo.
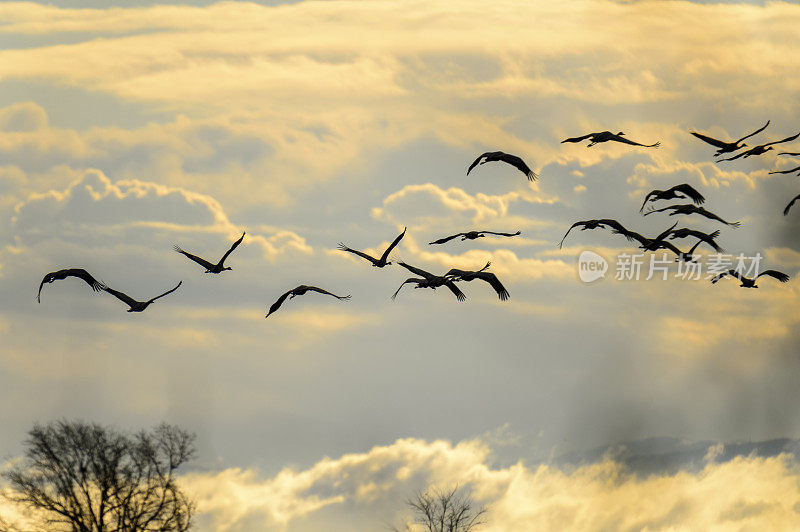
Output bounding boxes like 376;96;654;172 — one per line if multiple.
3;420;196;532
394;485;487;532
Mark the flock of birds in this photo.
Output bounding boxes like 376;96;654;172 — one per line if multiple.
36;123;799;316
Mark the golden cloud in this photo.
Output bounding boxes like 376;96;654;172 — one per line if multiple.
175;436;800;530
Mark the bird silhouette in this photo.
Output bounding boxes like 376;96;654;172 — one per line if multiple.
445;262;509;301
337;227;406;267
640;183;705;212
711;269;790;288
644;204;741;227
561;131;660;148
690;120;770;156
102;281;182;312
558;219;630;248
392;262;466;301
266;285;350;317
717;131;800;162
784;194;800;215
429;230;520;245
667;228;723;252
467;151;538;181
611;222;683;253
768;165;800;176
174;231;245;273
37;268;106;303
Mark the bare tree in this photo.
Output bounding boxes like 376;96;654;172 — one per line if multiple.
3;420;196;532
394;485;487;532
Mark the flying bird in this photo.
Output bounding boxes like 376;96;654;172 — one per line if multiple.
557;219;631;248
639;183;705;212
467;151;538;181
667;228;723;252
717;131;800;162
561;131;660;148
429;230;521;245
445;262;509;301
611;222;683;253
710;269;790;288
784;194;800;216
266;285;350;318
337;227;406;267
768;165;800;176
102;281;182;312
392;262;466;301
174;231;245;273
37;268;106;303
690;120;770;156
643;204;741;227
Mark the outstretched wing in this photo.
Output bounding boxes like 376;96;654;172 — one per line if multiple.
36;277;47;303
735;120;770;144
443;280;466;301
397;262;436;280
695;207;741;227
391;278;417;300
639;190;659;212
611;226;648;247
101;285;140;308
429;233;462;245
473;272;509;301
690;131;729;149
756;270;790;283
173;245;216;270
768;165;800;175
561;133;595;144
763;130;800;147
596;219;630;234
558;222;584;248
480;230;521;238
219;231;246;265
444;262;492;279
716;149;751;162
497;152;537;181
266;289;294;317
779;152;800;156
305;286;351;300
379;227;407;262
671;183;705;205
337;243;379;266
148;281;182;304
70;269;105;291
609;134;660;148
784;194;800;216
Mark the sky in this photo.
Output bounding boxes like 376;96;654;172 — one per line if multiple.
1;0;800;529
